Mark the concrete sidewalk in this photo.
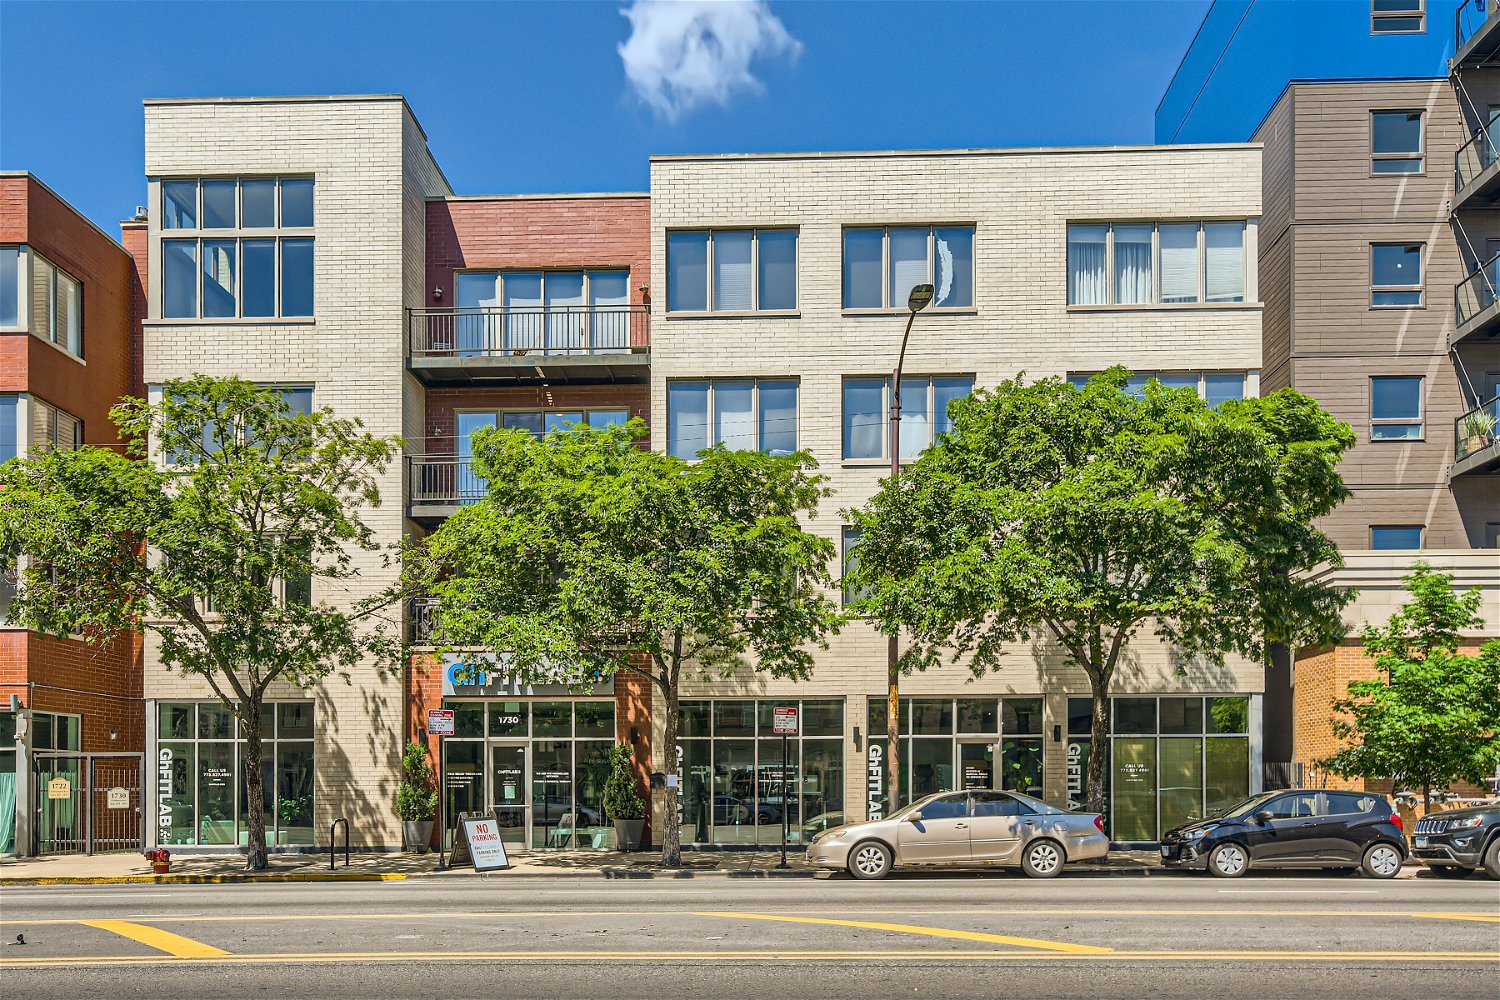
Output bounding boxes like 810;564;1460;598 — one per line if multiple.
0;848;1170;884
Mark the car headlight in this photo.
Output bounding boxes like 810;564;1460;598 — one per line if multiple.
1447;816;1484;830
1182;825;1217;840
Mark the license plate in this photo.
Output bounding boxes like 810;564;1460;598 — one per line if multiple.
1414;836;1427;848
1161;846;1171;857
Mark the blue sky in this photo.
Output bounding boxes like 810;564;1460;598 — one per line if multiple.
1;1;1210;235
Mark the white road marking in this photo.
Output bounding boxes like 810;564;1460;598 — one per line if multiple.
1218;890;1380;894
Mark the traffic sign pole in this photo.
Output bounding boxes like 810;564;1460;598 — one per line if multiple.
779;732;789;869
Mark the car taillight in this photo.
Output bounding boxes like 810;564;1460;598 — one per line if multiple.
1094;815;1106;834
1389;813;1402;832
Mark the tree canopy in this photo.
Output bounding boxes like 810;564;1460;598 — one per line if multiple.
844;368;1356;813
412;419;845;865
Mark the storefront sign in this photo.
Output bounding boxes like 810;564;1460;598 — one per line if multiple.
158;747;176;837
426;709;455;736
866;744;884;821
46;777;71;800
772;706;799;735
440;654;611;697
1066;741;1086;811
462;815;511;872
106;787;130;810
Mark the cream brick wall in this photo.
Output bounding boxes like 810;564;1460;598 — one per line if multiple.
141;96;449;847
649;146;1267;812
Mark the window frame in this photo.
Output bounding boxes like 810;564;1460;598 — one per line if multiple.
1067;370;1255;406
840;375;974;463
1370;243;1424;307
1370;110;1425;175
665;228;799;315
665;378;799;458
1066;220;1251;308
841;525;867;607
1369;375;1424;441
1370;0;1425;34
158;177;315;321
1370;525;1425;550
840;224;976;312
0;246;84;358
456;405;633;441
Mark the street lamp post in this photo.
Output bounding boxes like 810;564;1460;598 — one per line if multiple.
884;282;933;817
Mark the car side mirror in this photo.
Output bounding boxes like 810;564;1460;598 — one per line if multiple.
907;811;923;823
1254;810;1274;824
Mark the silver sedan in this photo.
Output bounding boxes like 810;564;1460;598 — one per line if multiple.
807;790;1109;879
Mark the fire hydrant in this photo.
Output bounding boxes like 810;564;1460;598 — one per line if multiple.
144;848;171;874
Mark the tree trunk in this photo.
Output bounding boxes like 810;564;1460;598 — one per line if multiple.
659;678;681;868
242;699;269;872
1422;780;1431;816
886;634;900;817
1086;669;1110;818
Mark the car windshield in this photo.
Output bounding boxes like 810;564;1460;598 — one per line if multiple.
1218;791;1284;819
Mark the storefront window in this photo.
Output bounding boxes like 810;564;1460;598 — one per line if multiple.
151;701;315;846
679;698;845;845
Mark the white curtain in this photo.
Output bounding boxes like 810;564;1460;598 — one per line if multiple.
669;383;710;459
1113;226;1153;305
713;382;755;450
843;379;886;459
1067;226;1107;305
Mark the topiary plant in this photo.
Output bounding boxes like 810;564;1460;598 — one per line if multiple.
395;740;438;822
602;743;645;821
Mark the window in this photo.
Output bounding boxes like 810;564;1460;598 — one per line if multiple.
666;379;797;458
1370;375;1423;439
868;697;1047;811
841;526;867;606
30;398;82;452
1372;0;1424;34
0;246;19;328
454;270;633;354
1371;243;1422;306
667;229;797;312
1325;792;1379;815
1371;525;1424;549
1067;371;1250;408
842;375;973;460
3;249;83;356
842;226;973;310
160;178;314;319
162;384;312;466
971;792;1029;817
0;396;16;464
919;794;968;820
480;407;629;441
1067;222;1248;306
1371;111;1424;173
1266;792;1320;819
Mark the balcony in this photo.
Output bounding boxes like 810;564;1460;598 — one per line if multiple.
407;448;479;523
407;306;649;385
1453;126;1500;209
1453;0;1500;70
409;596;438;646
1452;394;1500;478
1452;255;1500;346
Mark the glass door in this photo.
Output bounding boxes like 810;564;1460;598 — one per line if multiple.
455;412;495;505
958;741;996;791
489;741;529;853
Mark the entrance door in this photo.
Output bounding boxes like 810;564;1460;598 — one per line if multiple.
958;741;995;791
489;742;529;853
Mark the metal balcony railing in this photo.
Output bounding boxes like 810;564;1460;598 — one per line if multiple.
1454;253;1500;329
409;596;439;644
408;305;650;360
409;453;482;505
1456;0;1493;50
1455;394;1500;463
1456;124;1498;194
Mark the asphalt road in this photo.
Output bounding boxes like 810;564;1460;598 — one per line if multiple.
2;869;1497;999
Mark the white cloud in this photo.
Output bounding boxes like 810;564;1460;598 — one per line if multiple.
618;0;802;121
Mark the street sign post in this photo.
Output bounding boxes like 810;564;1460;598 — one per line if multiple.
427;710;455;869
426;709;455;736
773;707;799;869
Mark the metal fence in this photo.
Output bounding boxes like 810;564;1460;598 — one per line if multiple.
1455;393;1500;462
32;752;145;855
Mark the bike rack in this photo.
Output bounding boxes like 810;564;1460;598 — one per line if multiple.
329;817;349;870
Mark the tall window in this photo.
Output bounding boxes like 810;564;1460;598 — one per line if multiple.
1;247;82;355
842;376;972;460
667;379;797;458
1067;222;1247;306
1370;375;1423;439
0;246;20;329
843;226;974;310
1371;525;1424;549
30;398;82;453
840;526;867;606
161;177;314;319
1068;371;1250;408
455;270;632;354
1371;0;1424;34
1371;243;1423;305
0;396;17;464
1371;111;1424;173
667;229;797;312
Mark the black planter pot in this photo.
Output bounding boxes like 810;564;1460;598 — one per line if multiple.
613;818;645;851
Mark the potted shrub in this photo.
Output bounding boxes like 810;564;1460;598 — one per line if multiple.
396;740;439;852
1461;407;1497;456
602;743;646;851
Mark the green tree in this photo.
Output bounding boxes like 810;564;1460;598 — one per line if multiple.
1321;565;1500;810
844;368;1354;814
396;741;439;822
0;377;401;870
410;420;844;867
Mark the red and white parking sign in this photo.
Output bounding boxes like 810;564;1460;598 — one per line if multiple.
773;706;800;735
426;709;455;736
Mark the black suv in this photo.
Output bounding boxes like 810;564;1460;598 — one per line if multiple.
1160;789;1407;878
1411;803;1500;879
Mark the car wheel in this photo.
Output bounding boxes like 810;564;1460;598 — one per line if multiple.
1207;842;1250;878
1484;838;1500;881
847;841;893;880
1020;838;1065;879
1429;865;1475;879
1361;843;1402;879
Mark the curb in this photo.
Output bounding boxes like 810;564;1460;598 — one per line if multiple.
0;872;408;885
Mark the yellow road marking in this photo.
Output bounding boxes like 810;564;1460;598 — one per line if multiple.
1414;912;1500;924
697;910;1112;954
2;949;1497;969
78;919;230;958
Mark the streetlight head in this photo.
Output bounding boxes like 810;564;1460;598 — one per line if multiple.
907;283;934;312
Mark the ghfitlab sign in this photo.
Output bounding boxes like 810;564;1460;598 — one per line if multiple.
866;743;884;821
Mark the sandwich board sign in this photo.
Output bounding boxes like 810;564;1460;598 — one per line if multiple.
448;810;511;872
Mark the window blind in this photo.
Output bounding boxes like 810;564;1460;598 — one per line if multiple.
713;382;756;451
1205;224;1245;303
888;229;928;308
1159;225;1198;303
712;231;753;311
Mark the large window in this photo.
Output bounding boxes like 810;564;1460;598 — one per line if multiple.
1067;222;1248;306
667;379;797;458
842;375;972;460
0;246;18;329
1068;371;1250;408
1371;111;1424;174
0;395;17;464
156;701;315;847
866;697;1044;816
1372;0;1424;34
1371;243;1422;306
30;398;82;453
1;247;83;356
1371;525;1424;549
667;229;797;313
455;270;632;354
161;177;314;319
840;526;867;606
1370;375;1423;439
843;226;974;310
679;699;844;845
